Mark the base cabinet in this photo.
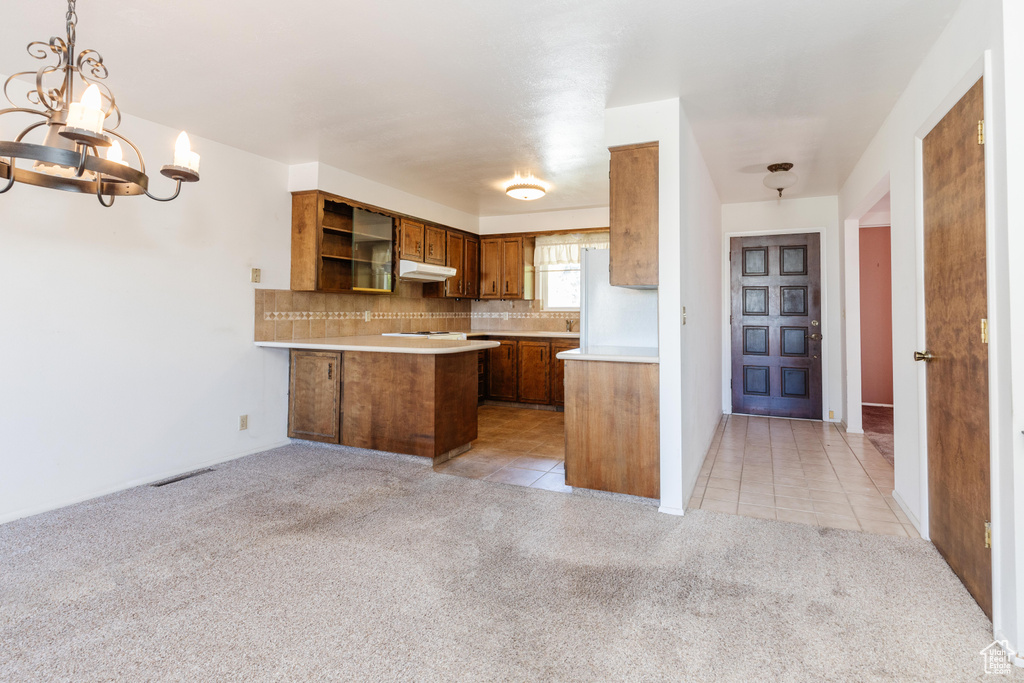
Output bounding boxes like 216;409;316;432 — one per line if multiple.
517;341;551;404
288;350;342;443
551;341;577;406
487;340;518;401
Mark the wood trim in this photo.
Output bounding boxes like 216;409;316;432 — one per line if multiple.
608;141;659;152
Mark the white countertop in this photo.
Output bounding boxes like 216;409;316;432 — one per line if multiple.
256;336;500;354
556;346;659;364
466;330;580;339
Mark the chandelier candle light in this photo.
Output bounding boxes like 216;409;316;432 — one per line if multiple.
0;0;200;206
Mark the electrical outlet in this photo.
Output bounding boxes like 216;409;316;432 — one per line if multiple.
829;410;834;420
239;415;248;430
364;310;372;322
250;268;261;283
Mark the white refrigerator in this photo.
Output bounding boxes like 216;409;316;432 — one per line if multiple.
579;248;658;349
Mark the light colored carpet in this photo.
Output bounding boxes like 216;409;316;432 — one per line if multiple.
0;442;1005;681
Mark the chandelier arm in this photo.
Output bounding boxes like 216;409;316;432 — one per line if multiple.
144;178;182;202
96;181;115;207
14;120;48;142
72;144;92;178
105;130;145;173
0;107;49;118
0;161;15;194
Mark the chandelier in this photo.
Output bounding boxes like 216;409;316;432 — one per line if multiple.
0;0;200;207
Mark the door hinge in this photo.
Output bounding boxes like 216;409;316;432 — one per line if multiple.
978;119;985;145
981;318;989;344
985;521;992;548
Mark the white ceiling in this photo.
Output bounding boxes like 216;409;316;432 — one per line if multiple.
0;0;961;215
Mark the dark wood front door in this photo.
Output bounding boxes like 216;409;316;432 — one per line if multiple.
923;78;991;619
730;233;822;419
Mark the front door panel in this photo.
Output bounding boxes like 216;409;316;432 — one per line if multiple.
730;233;822;419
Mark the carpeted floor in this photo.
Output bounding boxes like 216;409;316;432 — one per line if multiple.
862;405;895;465
0;442;1006;681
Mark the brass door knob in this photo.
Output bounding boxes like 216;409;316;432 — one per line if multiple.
914;351;935;362
806;333;822;341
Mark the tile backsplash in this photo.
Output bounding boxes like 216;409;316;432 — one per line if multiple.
254;286;578;341
255;283;471;341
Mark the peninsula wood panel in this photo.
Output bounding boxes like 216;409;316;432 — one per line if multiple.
564;360;659;498
288;350;342;443
609;142;659;288
342;352;477;458
923;78;991;618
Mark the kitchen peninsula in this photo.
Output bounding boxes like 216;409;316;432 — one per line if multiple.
256;336;499;460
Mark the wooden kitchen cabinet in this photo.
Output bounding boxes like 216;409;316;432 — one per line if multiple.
550;341;577;406
480;236;525;299
517;341;551;404
290;191;394;293
564;359;659;498
445;232;465;296
464;236;480;299
288;350;342;443
487;340;518;401
609;142;659;288
424;225;447;265
399;218;425;262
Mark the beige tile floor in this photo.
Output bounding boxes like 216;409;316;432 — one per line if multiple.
433;405;570;492
691;414;918;537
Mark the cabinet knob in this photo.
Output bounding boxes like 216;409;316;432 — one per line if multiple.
328;363;333;380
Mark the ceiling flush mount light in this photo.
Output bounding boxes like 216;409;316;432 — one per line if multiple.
505;174;548;201
0;0;200;207
763;163;797;198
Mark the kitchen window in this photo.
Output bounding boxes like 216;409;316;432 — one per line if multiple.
535;231;610;311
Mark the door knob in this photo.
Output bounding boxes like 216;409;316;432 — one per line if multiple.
806;333;822;341
914;351;935;362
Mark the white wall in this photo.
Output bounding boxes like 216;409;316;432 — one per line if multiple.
605;98;722;516
478;207;610;234
720;197;842;421
289;162;480;233
0;78;294;523
837;0;1021;653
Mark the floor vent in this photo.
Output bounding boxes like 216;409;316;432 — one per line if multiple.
151;468;214;487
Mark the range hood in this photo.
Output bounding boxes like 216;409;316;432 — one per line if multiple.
398;259;456;282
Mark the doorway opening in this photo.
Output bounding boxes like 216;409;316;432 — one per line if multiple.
858;194;894;464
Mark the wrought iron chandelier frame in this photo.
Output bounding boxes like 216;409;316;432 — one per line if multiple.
0;0;198;207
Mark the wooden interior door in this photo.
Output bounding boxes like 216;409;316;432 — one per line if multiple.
730;233;822;419
923;78;991;618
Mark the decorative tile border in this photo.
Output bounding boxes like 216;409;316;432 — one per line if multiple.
265;310;574;322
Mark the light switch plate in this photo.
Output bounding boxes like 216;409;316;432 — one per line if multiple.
239;415;248;430
250;268;261;283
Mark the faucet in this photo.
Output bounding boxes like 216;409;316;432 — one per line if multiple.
566;318;577;332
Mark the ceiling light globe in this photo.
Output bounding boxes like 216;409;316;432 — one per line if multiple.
764;170;797;191
506;184;546;200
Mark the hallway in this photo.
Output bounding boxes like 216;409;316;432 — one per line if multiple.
690;414;914;537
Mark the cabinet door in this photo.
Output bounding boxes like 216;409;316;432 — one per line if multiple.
425;225;447;265
609;143;659;287
480;238;502;299
501;237;523;298
400;220;424;262
487;340;517;401
445;232;465;297
288;350;342;443
551;342;577;406
464;237;480;299
517;341;551;404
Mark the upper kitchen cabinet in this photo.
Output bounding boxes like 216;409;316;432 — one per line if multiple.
480;235;533;299
464;236;480;299
424;225;447;266
398;218;425;262
609;142;659;288
290;191;394;293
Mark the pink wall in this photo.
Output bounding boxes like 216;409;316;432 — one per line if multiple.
859;226;894;405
